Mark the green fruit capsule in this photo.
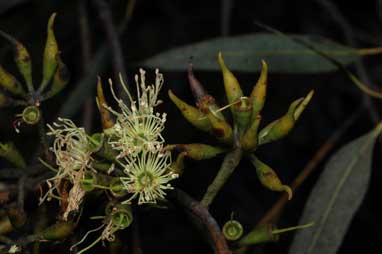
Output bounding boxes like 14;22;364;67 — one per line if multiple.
22;105;41;125
40;13;59;92
43;54;69;100
41;221;75;240
239;223;278;245
249;155;292;200
168;90;212;132
0;65;25;96
223;219;244;241
173;143;226;160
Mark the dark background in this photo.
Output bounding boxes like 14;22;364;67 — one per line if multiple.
0;0;381;253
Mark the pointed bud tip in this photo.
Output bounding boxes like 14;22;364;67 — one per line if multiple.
282;185;293;200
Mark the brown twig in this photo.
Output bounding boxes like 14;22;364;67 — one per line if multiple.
169;189;231;254
257;106;363;226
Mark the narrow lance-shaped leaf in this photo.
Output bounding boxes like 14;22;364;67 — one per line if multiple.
140;33;374;74
289;123;382;254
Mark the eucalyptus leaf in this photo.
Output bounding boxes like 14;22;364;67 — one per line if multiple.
140;33;363;74
289;123;382;254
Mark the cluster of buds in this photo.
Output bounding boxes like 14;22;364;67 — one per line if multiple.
169;52;314;200
0;13;69;132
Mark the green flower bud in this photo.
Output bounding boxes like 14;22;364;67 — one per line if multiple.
218;52;243;120
241;114;261;151
250;60;268;119
249;155;292;199
80;171;96;192
170;151;186;176
43;54;69;100
109;178;128;198
223;219;244;241
234;97;252;135
239;224;278;245
88;133;104;153
171;143;226;160
258;90;314;145
0;142;26;169
21;105;41;125
168;89;212;132
96;77;115;130
40;13;59;92
205;109;233;143
0;65;25;96
41;221;75;240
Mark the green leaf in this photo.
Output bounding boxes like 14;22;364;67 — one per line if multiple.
140;33;364;74
289;123;382;254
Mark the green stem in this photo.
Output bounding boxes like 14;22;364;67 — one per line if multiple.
201;148;242;207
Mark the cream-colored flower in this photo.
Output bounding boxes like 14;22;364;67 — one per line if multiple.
106;69;167;157
120;149;178;204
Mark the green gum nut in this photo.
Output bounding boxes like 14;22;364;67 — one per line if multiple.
250;60;268;120
168;90;212;132
43;54;69;100
258;90;314;146
41;221;75;240
218;52;243;120
40;13;59;92
0;65;25;96
109;178;128;198
249;155;292;200
239;224;278;245
110;204;133;230
170;151;186;176
88;132;104;153
174;143;226;160
0;142;26;169
241;114;261;151
223;219;244;241
96;77;115;130
22;105;41;125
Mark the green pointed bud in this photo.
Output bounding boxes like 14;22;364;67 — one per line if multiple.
223;219;244;241
109;178;128;198
239;224;278;245
0;65;26;96
41;221;75;240
206;110;233;143
250;60;268;119
170;151;186;176
173;143;226;160
40;13;59;92
218;51;243;120
168;89;212;132
0;142;26;169
234;97;252;135
258;90;314;145
241;114;261;151
249;155;292;199
43;54;69;100
110;204;133;230
21;105;41;125
96;77;115;130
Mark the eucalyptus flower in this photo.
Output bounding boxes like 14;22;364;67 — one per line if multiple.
106;69;167;157
120;149;178;204
41;117;93;220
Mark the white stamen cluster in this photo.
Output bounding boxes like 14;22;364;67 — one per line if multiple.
42;118;93;220
106;69;178;204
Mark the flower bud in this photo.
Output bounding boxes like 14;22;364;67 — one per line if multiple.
258;90;314;146
171;143;226;160
241;114;261;151
234;97;252;135
239;224;278;245
170;151;186;175
40;13;59;92
223;219;243;241
218;52;243;120
41;221;75;240
0;142;26;169
0;65;25;96
43;54;69;100
168;90;212;132
249;155;292;199
250;60;268;119
96;77;115;130
205;110;233;143
109;178;128;198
